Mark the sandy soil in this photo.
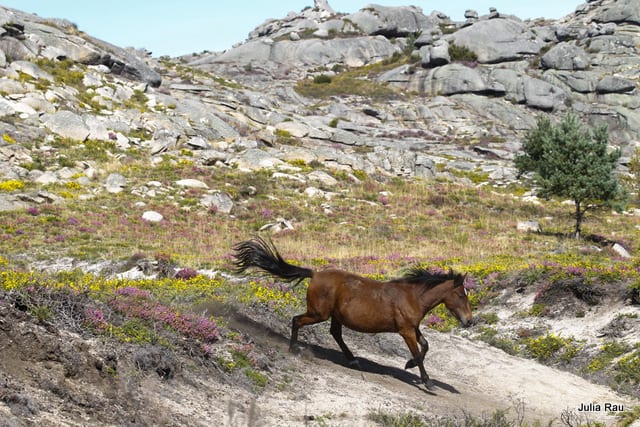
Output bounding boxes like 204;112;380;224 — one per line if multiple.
1;290;639;426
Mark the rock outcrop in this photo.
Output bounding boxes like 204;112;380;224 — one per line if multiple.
0;0;638;213
0;6;161;87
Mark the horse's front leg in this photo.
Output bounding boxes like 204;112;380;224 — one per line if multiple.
400;329;435;390
405;328;429;369
330;317;359;368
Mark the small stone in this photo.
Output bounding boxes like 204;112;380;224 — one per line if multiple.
517;221;541;233
176;179;209;189
142;211;163;222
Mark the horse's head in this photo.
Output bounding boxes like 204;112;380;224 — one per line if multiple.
442;273;473;327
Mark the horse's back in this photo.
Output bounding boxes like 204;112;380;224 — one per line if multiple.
310;269;416;333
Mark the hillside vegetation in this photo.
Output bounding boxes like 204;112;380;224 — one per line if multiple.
1;1;640;425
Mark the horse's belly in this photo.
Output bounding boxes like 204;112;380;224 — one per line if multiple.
334;296;405;333
337;312;397;333
344;322;396;334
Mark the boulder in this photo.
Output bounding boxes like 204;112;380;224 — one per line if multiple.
173;100;239;140
0;8;161;87
33;171;58;185
596;76;636;94
105;173;127;193
259;217;294;233
517;221;542;233
428;64;486;95
428;40;450;67
451;18;542;63
200;192;234;214
43;111;90;141
592;0;640;25
200;36;401;69
522;77;566;111
546;70;599;93
176;179;209;189
414;32;437;48
229;148;289;171
275;121;310;138
611;242;631;259
306;170;338;187
0;78;27;95
489;68;526;103
148;129;180;155
314;0;335;14
142;211;163;222
185;137;211;150
345;5;435;37
541;43;589;70
9;61;53;81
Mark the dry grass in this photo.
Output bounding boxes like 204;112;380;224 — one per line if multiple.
1;152;638;274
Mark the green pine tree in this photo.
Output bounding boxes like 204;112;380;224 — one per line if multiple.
515;113;626;239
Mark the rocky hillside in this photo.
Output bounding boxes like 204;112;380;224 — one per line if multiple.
1;1;640;426
1;0;639;215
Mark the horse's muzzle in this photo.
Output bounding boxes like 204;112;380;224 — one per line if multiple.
460;316;474;328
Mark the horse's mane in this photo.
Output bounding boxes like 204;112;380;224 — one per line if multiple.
398;266;464;288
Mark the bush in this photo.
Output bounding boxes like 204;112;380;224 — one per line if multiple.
313;74;332;84
587;341;629;372
524;333;580;362
614;346;640;385
449;43;478;62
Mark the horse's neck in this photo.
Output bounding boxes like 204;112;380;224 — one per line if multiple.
417;281;452;312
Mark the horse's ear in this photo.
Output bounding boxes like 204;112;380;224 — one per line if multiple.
458;272;468;288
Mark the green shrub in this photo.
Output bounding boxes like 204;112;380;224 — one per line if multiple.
587;340;630;372
524;333;580;362
477;327;519;355
448;44;478;62
614;346;640;385
367;410;426;427
313;74;332;84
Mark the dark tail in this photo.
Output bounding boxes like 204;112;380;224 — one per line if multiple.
232;236;312;286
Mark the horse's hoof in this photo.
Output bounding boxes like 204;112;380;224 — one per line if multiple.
405;359;416;369
289;345;303;355
425;379;436;391
348;359;361;370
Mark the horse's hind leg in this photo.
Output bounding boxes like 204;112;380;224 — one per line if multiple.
405;328;429;369
290;312;327;353
330;317;359;368
399;328;434;390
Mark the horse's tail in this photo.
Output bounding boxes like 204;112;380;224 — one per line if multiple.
232;236;312;286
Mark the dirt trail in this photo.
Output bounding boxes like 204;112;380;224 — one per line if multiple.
219;310;639;426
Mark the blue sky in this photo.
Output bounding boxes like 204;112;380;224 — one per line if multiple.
3;1;578;57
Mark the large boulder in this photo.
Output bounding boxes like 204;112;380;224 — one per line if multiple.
197;36;401;69
522;77;566;111
545;70;599;93
427;63;486;95
43;110;90;141
541;42;589;70
596;75;636;94
345;5;436;37
592;0;640;25
451;18;543;63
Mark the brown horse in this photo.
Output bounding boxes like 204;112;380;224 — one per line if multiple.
232;236;473;389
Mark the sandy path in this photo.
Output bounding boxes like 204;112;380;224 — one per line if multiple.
244;330;638;426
